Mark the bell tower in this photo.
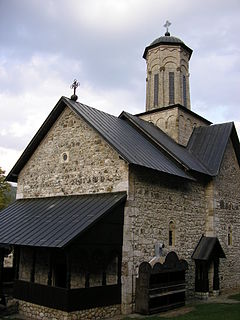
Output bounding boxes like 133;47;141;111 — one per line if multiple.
139;23;210;146
143;21;192;111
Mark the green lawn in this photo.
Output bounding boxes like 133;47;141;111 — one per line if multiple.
229;292;240;301
123;302;240;320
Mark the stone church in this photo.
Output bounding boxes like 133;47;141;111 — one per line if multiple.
0;27;240;319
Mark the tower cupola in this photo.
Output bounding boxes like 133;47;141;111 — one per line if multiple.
143;23;192;111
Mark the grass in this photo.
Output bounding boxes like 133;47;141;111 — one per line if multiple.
123;302;240;320
229;292;240;301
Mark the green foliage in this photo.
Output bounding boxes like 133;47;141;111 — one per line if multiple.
0;167;11;210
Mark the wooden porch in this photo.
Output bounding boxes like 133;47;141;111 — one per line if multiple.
14;280;121;312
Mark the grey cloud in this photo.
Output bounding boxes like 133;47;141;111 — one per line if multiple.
1;0;240;172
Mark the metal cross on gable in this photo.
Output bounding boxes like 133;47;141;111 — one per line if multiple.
70;79;80;95
70;79;80;101
164;20;171;34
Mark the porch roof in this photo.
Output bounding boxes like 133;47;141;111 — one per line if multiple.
192;236;226;261
0;192;126;248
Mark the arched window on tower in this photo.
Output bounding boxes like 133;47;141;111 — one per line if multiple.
228;225;232;246
182;75;187;107
154;73;159;106
169;221;175;246
169;72;175;104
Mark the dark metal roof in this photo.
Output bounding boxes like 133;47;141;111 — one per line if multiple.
6;97;193;182
151;35;184;46
187;122;240;175
0;192;126;248
66;98;193;180
120;111;211;175
192;236;226;260
143;34;192;59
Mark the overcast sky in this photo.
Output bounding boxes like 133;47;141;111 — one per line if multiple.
1;0;240;175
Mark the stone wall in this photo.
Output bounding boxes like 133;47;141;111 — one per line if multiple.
213;140;240;290
139;106;209;146
121;139;240;314
121;167;207;313
18;300;121;320
17;106;128;199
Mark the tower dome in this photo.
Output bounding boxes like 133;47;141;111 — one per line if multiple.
143;33;192;59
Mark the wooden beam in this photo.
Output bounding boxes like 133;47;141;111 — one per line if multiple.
47;250;52;286
13;246;20;280
30;249;36;283
66;252;71;289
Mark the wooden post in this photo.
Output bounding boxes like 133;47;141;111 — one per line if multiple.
102;270;106;286
13;246;20;280
213;258;220;291
47;250;52;286
85;272;90;288
0;248;6;305
30;249;36;283
202;262;209;292
66;252;71;289
117;252;122;285
194;261;199;292
0;249;4;290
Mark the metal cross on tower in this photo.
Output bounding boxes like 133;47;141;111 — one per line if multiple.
70;79;80;101
163;20;171;36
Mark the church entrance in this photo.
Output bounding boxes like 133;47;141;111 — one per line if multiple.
192;236;225;298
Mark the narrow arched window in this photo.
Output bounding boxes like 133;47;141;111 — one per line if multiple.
169;72;175;104
154;73;159;106
228;226;232;246
182;75;187;107
169;221;175;246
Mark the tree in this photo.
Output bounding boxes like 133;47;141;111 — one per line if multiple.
0;167;11;211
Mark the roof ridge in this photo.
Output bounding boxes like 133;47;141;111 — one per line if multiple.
66;100;194;180
63;96;119;119
119;111;212;175
119;111;187;166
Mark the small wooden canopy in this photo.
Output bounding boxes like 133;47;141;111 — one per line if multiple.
192;236;226;261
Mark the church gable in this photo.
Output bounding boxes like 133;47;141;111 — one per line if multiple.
17;106;129;199
187;122;240;176
220;139;240;176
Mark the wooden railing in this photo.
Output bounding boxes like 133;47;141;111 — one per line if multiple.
14;280;121;312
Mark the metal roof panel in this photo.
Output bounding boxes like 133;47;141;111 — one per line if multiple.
187;122;236;175
119;111;211;175
65;98;193;180
192;236;226;260
0;192;126;248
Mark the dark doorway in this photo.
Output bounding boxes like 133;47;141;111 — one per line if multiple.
192;236;225;295
52;251;67;288
54;262;67;288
